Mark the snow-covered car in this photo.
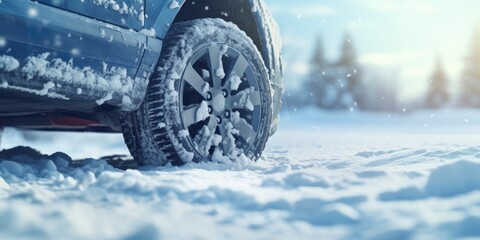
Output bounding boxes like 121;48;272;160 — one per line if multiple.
0;0;283;166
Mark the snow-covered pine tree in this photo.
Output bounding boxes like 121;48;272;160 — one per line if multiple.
425;58;449;108
460;27;480;107
335;33;362;110
305;36;340;109
306;34;363;110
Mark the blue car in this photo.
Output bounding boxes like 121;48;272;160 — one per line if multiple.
0;0;283;166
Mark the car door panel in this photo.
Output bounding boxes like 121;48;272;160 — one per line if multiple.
35;0;144;30
0;0;151;109
2;0;145;70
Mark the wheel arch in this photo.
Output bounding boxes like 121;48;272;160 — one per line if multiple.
173;0;263;56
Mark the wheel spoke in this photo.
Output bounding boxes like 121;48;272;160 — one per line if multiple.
207;116;218;134
219;125;233;155
182;104;202;127
227;54;249;79
208;45;223;89
233;118;256;144
231;90;261;110
222;141;232;156
179;43;262;159
184;63;208;97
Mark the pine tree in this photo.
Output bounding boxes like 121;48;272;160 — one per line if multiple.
426;58;449;108
305;36;337;109
460;27;480;107
306;34;364;110
312;36;327;69
335;33;362;109
339;33;357;67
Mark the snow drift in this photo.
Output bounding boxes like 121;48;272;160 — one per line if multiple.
1;109;480;239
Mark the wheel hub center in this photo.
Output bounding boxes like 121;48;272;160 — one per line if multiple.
211;93;226;113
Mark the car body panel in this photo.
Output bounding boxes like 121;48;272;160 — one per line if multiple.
0;0;160;112
35;0;144;30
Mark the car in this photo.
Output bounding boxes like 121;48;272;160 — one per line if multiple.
0;0;283;166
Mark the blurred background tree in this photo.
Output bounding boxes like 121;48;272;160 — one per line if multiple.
305;33;363;110
460;27;480;107
305;36;328;108
288;25;480;113
425;58;449;108
361;69;399;112
337;33;364;110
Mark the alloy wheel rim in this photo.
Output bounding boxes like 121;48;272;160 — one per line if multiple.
179;44;263;159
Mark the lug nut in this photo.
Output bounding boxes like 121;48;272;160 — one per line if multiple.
206;92;212;101
224;111;230;118
216;116;222;124
208;106;213;114
222;89;228;97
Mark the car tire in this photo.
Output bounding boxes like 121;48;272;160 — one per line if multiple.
121;18;273;166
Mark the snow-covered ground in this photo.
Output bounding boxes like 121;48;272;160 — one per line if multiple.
1;108;480;239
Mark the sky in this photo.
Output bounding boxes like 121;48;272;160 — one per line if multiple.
266;0;480;102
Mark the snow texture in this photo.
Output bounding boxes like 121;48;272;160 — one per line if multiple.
0;53;143;110
228;74;242;91
1;108;480;239
0;55;19;72
93;0;139;16
195;101;210;123
233;87;256;111
139;28;156;37
169;0;181;9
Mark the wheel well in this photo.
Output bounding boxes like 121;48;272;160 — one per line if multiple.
174;0;262;53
